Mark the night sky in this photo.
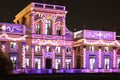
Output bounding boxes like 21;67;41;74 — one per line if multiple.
0;0;120;34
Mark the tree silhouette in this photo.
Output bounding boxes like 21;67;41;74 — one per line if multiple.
0;50;13;75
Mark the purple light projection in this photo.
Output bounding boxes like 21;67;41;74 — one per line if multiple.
83;30;116;40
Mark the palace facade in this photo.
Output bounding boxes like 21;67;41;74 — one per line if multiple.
0;2;120;73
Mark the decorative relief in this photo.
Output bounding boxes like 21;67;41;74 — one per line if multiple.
0;24;22;33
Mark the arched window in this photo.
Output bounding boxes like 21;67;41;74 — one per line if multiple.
45;19;52;35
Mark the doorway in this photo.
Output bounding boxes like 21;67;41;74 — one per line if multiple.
46;58;52;69
76;58;80;69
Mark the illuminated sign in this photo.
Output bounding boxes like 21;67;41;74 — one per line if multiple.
83;30;116;40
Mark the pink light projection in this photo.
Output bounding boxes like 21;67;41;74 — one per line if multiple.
113;49;116;68
98;49;102;68
31;47;34;68
22;46;26;68
83;48;86;68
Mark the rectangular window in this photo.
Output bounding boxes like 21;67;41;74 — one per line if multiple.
10;42;17;49
26;58;29;68
66;59;71;69
56;46;61;53
89;46;94;52
104;58;110;69
36;24;41;34
25;45;29;51
117;59;120;69
35;58;41;69
55;59;61;69
45;19;52;35
104;46;109;52
35;45;41;52
90;58;95;69
10;56;17;69
66;47;71;53
56;26;61;36
46;46;52;52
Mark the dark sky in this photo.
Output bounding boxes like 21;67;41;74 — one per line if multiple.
0;0;120;34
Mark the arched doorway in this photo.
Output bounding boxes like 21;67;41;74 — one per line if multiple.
46;58;52;69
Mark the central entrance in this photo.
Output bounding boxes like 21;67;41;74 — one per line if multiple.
46;58;52;69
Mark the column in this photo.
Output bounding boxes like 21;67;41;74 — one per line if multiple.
31;45;35;68
22;42;26;68
52;18;56;35
30;12;35;34
42;19;46;35
52;45;56;69
98;46;102;69
113;47;116;69
62;46;66;69
72;47;75;68
1;41;6;52
41;45;45;69
83;45;86;69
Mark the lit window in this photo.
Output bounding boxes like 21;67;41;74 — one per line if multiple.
35;58;41;69
35;45;41;52
55;59;61;69
26;58;29;68
66;59;71;69
10;56;17;69
117;59;120;69
45;19;52;35
90;58;95;69
56;46;61;53
56;26;61;36
10;42;17;49
104;58;110;69
25;45;29;51
104;46;109;52
36;24;41;34
46;46;52;52
89;46;94;52
66;47;71;53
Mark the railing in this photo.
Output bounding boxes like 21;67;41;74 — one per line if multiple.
33;2;66;11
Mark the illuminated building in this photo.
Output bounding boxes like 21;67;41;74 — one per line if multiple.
0;2;120;73
74;30;120;72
